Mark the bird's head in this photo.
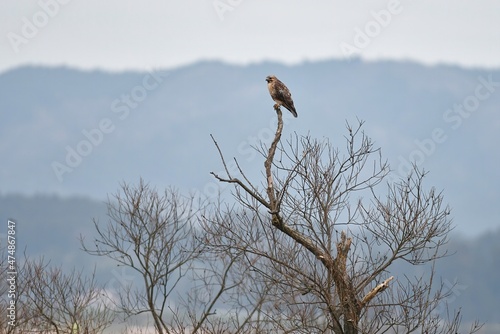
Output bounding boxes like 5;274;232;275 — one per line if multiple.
265;75;276;83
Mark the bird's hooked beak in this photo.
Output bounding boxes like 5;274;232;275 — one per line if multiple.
265;76;272;83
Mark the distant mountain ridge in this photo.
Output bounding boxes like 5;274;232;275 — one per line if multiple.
0;60;499;236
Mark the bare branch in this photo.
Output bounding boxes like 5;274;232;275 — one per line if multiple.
360;276;394;308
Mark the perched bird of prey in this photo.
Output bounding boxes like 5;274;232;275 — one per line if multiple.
266;75;298;118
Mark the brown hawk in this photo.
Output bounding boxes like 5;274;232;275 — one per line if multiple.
266;75;298;118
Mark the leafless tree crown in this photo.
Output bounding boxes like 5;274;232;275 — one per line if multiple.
207;107;481;334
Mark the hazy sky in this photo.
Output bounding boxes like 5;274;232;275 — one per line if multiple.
1;0;500;73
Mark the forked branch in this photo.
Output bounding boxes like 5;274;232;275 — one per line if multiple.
210;134;270;209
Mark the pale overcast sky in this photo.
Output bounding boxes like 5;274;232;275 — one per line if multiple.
1;0;499;73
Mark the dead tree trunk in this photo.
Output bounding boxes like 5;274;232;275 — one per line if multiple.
210;104;477;333
262;106;394;334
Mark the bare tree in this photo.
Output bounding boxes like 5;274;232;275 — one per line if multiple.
0;246;32;334
0;253;113;334
207;107;481;333
82;179;263;333
21;257;114;334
